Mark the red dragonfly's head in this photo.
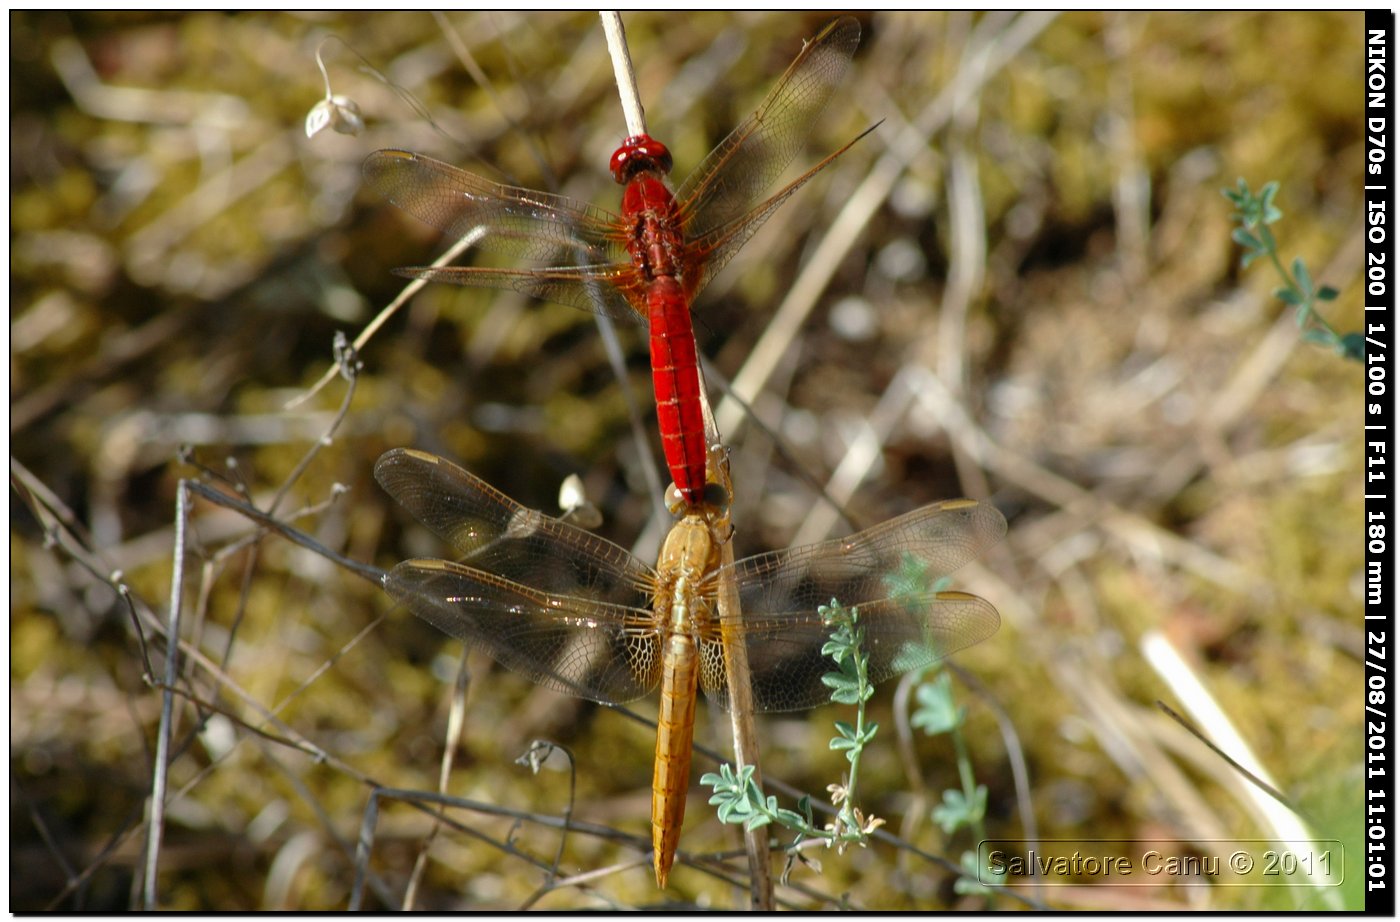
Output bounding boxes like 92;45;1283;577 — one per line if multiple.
609;134;673;185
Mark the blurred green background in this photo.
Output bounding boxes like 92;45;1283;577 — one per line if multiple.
11;11;1365;910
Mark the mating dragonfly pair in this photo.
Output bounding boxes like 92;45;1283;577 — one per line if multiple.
365;18;1006;888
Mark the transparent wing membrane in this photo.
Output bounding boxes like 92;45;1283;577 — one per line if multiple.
378;451;1005;713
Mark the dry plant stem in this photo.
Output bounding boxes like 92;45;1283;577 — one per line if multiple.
700;261;770;906
142;480;190;909
402;648;472;910
268;335;360;516
1152;700;1292;810
947;662;1042;901
600;12;647;138
185;480;384;584
14;781;79;888
937;24;990;398
1104;14;1151;288
1141;633;1343;903
291;231;482;409
715;11;1057;441
516;743;582;908
716;534;774;909
1058;656;1229;842
522;856;655;902
349;785;648;910
137;611;405;907
21;450;467;908
937;24;996;504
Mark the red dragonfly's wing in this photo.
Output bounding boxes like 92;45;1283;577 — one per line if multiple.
672;17;861;255
683;124;876;297
375;449;662;703
363;150;644;320
697;498;1007;713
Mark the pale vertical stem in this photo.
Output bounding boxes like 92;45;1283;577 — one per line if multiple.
706;397;771;908
143;478;189;908
716;538;773;910
599;12;647;137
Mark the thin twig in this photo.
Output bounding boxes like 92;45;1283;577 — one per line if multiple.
1153;700;1294;811
290;230;483;410
402;647;471;910
599;12;647;138
142;479;190;909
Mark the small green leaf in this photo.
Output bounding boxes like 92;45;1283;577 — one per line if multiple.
1292;257;1312;295
1231;227;1262;250
954;848;1005;896
911;674;964;736
830;736;859;752
1276;287;1303;307
969;784;988;821
1257;181;1280;218
931;784;988;835
932;789;975;834
822;672;858;693
1317;285;1339;301
831;687;863;706
775;808;806;828
744;813;773;831
1339;332;1366;361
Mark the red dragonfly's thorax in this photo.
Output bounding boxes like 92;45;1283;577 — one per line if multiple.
612;134;684;281
622;179;682;281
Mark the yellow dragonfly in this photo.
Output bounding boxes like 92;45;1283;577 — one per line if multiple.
375;448;1005;886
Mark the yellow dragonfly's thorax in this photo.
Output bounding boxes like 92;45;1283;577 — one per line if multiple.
653;514;719;634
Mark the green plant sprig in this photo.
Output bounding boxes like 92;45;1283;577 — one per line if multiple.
911;670;1002;896
1223;178;1361;362
701;600;886;878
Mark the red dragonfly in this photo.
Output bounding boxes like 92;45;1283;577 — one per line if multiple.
375;447;1005;886
364;18;870;509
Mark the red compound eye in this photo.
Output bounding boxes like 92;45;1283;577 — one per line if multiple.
610;134;673;183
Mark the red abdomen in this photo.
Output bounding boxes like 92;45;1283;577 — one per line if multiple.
648;277;706;506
